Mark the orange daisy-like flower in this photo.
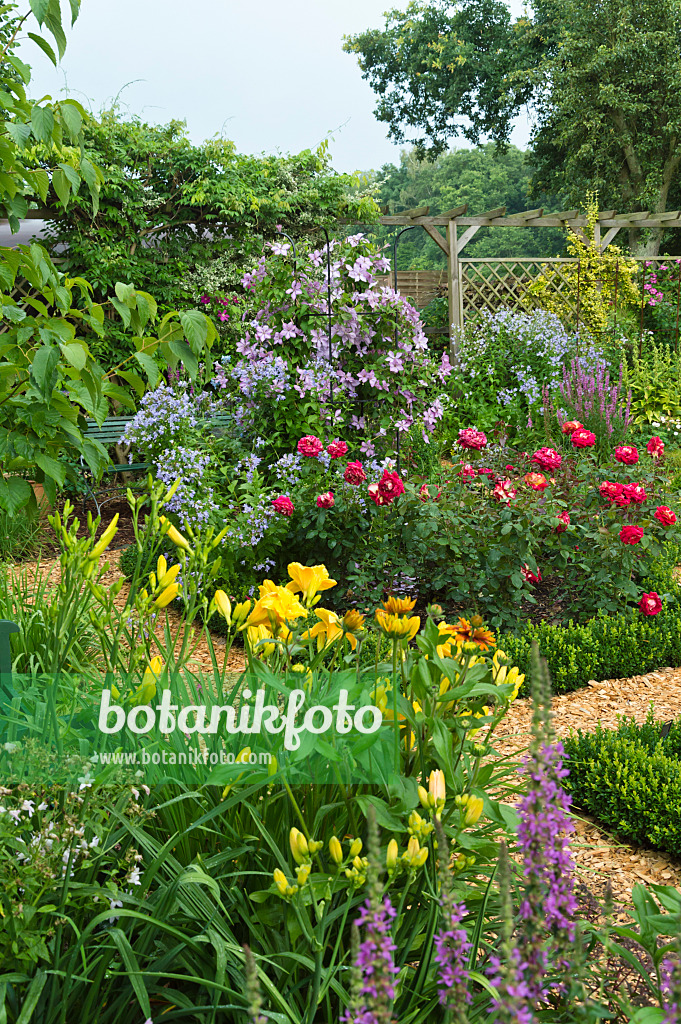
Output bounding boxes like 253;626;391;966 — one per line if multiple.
381;595;417;615
438;617;473;646
375;608;420;641
469;626;496;650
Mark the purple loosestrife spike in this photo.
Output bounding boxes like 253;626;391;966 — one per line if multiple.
341;808;398;1024
661;953;681;1023
487;842;535;1024
434;819;471;1021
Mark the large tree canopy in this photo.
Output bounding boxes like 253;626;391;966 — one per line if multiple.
345;0;681;255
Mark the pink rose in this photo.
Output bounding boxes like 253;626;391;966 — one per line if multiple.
599;481;623;501
622;483;647;504
561;420;583;435
457;427;487;450
378;470;405;503
639;591;662;615
477;467;495;477
272;495;294;516
368;482;388;507
620;525;644;545
492;478;516;504
655;505;677;526
457;463;477;480
297;435;323;458
614;445;639;465
316;491;334;509
327;439;348;459
647;436;665;460
556;511;570;533
524;472;548;491
344;460;366;485
532;447;562;471
571;428;596;448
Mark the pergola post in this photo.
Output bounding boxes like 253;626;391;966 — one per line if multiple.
447;220;463;358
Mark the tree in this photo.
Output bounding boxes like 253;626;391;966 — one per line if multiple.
369;144;564;268
0;2;216;513
344;0;681;256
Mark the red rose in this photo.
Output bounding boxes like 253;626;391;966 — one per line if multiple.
521;564;542;584
368;482;388;507
272;495;294;516
524;472;549;491
556;511;570;533
326;439;348;459
619;525;644;545
622;483;647;504
492;478;516;504
639;591;662;616
599;481;623;501
457;427;487;450
614;445;639;465
532;447;562;471
478;467;495;477
458;463;477;480
612;493;632;508
316;491;334;509
655;505;677;526
647;436;664;459
297;435;323;457
378;470;405;503
344;460;366;485
419;482;441;502
571;428;596;448
561;420;582;435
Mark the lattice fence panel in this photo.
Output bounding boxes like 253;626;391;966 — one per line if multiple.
375;270;447;308
0;278;42;334
461;259;579;321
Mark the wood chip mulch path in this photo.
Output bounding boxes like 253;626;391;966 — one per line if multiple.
10;551;681;910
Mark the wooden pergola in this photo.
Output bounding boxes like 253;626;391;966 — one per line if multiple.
380;205;681;341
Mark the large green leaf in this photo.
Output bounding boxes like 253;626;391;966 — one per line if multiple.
30;105;55;145
179;308;209;350
59;341;87;370
30;345;59;398
5;122;31;148
27;31;57;66
51;167;71;208
134;351;161;387
0;477;31;515
58;100;83;141
28;0;50;22
34;452;66;486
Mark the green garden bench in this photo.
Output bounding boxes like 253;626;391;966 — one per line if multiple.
79;411;233;515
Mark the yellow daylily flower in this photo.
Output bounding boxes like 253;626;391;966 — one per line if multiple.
286;562;337;606
493;650;524;701
246;583;307;630
246;624;275;659
303;607;359;651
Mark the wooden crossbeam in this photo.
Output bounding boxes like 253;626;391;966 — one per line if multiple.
439;204;468;219
397;205;430;219
600;226;622;250
597;210;616;220
476;206;506;221
456;224;481;253
613;211;650;223
501;208;543;223
551;209;579;220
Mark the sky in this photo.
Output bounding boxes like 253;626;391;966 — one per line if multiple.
20;0;532;176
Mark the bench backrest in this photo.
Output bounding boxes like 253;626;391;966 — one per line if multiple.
83;411;233;445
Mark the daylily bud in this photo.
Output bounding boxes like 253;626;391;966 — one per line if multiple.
235;747;251;764
296;863;311;887
273;868;288;896
329;836;343;864
158;562;180;590
413;847;429;868
429;769;446;805
163;477;182;504
348;838;362;858
267;755;278;777
160;515;191;552
308;839;323;855
386;839;398;871
418;785;429;810
153;582;180;608
214;589;232;624
404;836;420;864
289;827;309;865
232;600;252;628
90;514;119;560
464;795;484;827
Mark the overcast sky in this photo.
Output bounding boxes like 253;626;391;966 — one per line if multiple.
21;0;531;175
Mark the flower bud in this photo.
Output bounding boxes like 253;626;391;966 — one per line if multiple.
348;838;362;858
232;600;252;628
386;839;398;871
308;839;323;856
413;847;429;868
464;795;484;827
289;827;309;865
160;515;191;552
329;836;343;864
214;589;232;624
153;582;180;609
296;863;311;887
273;868;288;896
418;785;429;810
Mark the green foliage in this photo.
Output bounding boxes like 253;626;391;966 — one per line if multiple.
367;144;564;269
39;112;380;364
526;196;640;339
0;504;43;560
343;0;527;155
564;711;681;857
623;337;681;424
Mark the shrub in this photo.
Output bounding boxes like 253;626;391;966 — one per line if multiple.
564;712;681;857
